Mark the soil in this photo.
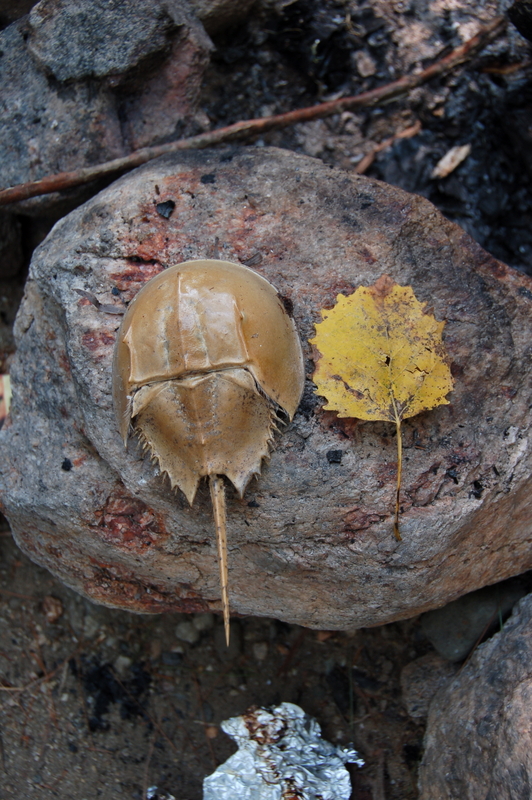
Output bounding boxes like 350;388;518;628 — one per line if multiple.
0;529;428;799
1;1;531;798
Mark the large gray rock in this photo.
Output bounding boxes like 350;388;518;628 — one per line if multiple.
1;146;532;626
419;593;532;799
28;0;184;82
0;0;212;215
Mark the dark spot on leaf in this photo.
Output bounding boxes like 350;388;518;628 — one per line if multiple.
335;377;364;400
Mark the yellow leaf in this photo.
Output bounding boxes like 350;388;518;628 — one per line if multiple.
310;275;454;540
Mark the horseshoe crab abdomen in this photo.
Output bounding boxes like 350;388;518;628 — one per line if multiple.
131;368;277;504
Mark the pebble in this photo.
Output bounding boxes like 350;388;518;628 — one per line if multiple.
353;49;377;77
252;641;268;661
113;655;132;676
175;620;200;645
420;576;530;661
83;614;100;639
42;595;63;623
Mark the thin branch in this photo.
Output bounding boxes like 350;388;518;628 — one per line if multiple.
0;16;506;208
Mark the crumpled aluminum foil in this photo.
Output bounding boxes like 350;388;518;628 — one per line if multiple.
146;788;175;800
203;701;364;800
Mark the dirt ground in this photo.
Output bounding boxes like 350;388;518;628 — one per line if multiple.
1;1;531;798
0;527;428;799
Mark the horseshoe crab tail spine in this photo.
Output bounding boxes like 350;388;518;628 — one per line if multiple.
209;474;230;646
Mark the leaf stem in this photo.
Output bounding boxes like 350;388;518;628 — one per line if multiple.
391;394;403;541
209;475;230;646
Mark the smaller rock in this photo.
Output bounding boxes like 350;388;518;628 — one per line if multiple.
353;49;377;77
175;620;200;644
41;595;63;623
420;575;531;661
400;652;457;719
192;612;215;632
83;613;101;639
113;654;132;676
252;641;268;661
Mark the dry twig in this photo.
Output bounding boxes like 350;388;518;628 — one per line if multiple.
355;120;422;174
0;16;506;208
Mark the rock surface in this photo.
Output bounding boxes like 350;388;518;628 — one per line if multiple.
419;592;532;799
1;146;532;627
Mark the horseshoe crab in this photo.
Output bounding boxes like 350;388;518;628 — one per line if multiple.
113;259;305;643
